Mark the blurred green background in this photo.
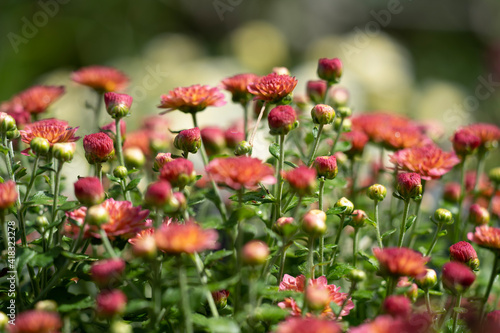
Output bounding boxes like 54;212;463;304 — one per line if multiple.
1;0;499;131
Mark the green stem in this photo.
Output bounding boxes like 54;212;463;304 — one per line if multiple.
473;151;486;199
192;253;219;318
386;276;395;297
71;219;88;253
397;200;411;248
248;102;267;149
234;189;244;314
242;102;249;141
95;163;102;183
374;200;383;248
282;190;297;214
409;180;426;248
275;134;285;219
1;213;8;252
150;257;162;330
328;118;344;155
34;259;71;302
302;236;316;314
154;208;162;229
330;214;345;267
352;228;359;268
115;118;125;167
178;257;193;333
99;229;118;258
23;156;40;202
324;82;333;104
307;124;324;166
425;290;432;314
47;161;64;248
452;293;463;333
480;255;499;323
319;179;325;276
455;160;467;243
94;92;103;131
425;222;444;257
278;241;288;284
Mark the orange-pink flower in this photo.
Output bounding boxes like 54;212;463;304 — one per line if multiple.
154;222;218;254
352;112;413;143
278;274;354;319
350;313;432;333
158;84;226;114
8;310;61;333
389;144;460;180
0;180;18;210
247;73;298;103
71;65;129;92
373;247;428;277
20;119;80;151
381;125;430;151
206;156;276;190
65;198;149;239
221;73;260;104
14;85;65;115
468;225;500;252
464;123;500;150
275;317;341;333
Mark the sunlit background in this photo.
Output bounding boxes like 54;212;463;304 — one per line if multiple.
1;0;499;135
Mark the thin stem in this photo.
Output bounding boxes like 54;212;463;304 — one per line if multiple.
275;134;285;219
352;228;359;268
330;214;345;267
373;200;383;248
302;236;316;314
71;219;88;253
47;161;64;248
278;241;288;284
307;124;324;166
34;259;71;302
94;92;103;131
473;151;486;199
234;189;244;314
114;118;125;167
455;160;467;243
95;163;103;183
318;179;325;276
425;222;444;257
385;276;395;297
349;158;357;205
23;156;40;202
248;102;267;148
192;253;219;318
99;229;118;258
480;255;499;323
324;82;333;104
150;258;162;330
452;293;463;333
1;213;8;252
178;257;193;333
425;290;432;314
328;118;344;155
397;200;411;248
408;180;426;248
242;102;249;140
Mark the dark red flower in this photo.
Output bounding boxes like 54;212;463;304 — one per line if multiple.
267;105;298;135
383;295;411;318
83;132;115;164
317;58;343;83
159;158;197;188
282;166;317;196
450;241;479;270
442;261;476;294
90;258;125;288
74;177;105;206
452;128;481;157
96;289;127;318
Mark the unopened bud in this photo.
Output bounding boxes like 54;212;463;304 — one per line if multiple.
301;209;327;236
336;106;351;118
212;290;229;309
110;320;133;333
268;105;298;136
113;166;128;179
30;137;50;156
311;104;335;125
35;300;58;312
52;142;75;162
174;127;201;154
415;269;437;290
469;204;490;226
348;269;366;283
1;114;16;132
329;87;350;108
0;312;7;329
104;92;133;119
234;140;252;156
367;184;387;201
124;147;146;169
334;117;351;132
397;173;422;201
334;197;354;215
434;208;453;224
313;155;338;180
273;217;296;236
86;205;109;226
351;209;367;228
242;240;269;266
6;129;19;140
317;58;343;83
306;284;330;311
489;167;500;185
35;215;49;229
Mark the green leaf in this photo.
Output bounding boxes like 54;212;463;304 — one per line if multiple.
16;247;36;272
326;206;347;216
437;230;448;237
405;215;417;232
335;140;352;152
32;246;63;268
229;188;274;205
57;201;80;212
352;290;374;300
126;299;150;314
284;161;298;168
204;250;233;264
381;228;397;240
269;143;280;160
14;166;27;180
207;318;240;333
0;145;9;154
358;250;379;270
428;290;443;296
327;263;354;280
254;304;288;322
284;196;317;213
365;217;377;228
312;126;319;139
58;295;94;312
61;251;95;262
192;313;209;327
25;191;67;207
225;206;255;228
125;178;141;191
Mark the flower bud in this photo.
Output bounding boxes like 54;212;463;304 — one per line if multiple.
336;106;351;118
35;215;49;229
415;269;437;290
334;117;351;132
442;261;476;294
6;129;19;140
96;289;127;318
313;155;338;180
30;137;50;156
351;209;367;228
52;142;75;162
443;182;461;203
452;128;480;157
83;132;115;164
273;217;296;236
212;290;230;309
317;58;343;83
306;284;330;311
334;197;354;215
74;177;105;207
110;320;133;333
124;147;146;169
174;127;201;154
0;114;16;132
144;180;178;210
273;67;290;76
329;87;350;108
306;80;327;105
348;269;366;283
282;166;317;197
234;140;252;156
301;209;327;236
113;166;128;179
489;167;500;185
159;158;197;189
268;105;298;136
91;258;126;288
383;295;411;318
172;191;187;214
397;277;418;302
0;180;17;211
224;127;245;149
35;300;58;312
131;233;157;259
450;241;479;271
367;184;387;201
104;92;133;119
396;173;422;201
0;312;8;329
434;208;453;224
201;127;225;155
86;205;109;226
242;240;269;266
153;153;174;172
311;104;335;125
469;204;490;225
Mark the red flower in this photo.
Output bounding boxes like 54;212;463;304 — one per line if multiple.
306;80;327;104
83;132;115;164
65;198;149;239
0;180;18;210
206;156;275;191
74;177;105;206
15;85;65;115
317;58;343;83
174;127;201;154
468;225;500;252
268;105;298;135
442;261;476;294
144;180;175;208
282;166;317;196
20;119;80;149
71;66;128;92
159;158;197;188
452;128;481;157
450;241;479;270
247;73;298;103
96;289;127;318
389;144;460;180
396;172;422;200
221;73;259;104
90;258;125;288
383;295;411;318
352;112;412;143
350;314;432;333
465;123;500;150
104;92;133;119
278;274;354;319
373;247;428;277
275;317;341;333
158;84;226;114
154;222;218;254
8;310;61;333
314;155;338;180
381;125;430;151
341;130;369;157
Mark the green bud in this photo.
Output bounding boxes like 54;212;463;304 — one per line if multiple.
110;320;133;333
30;137;51;156
113;166;128;179
488;167;500;185
86;205;109;226
334;197;354;215
415;269;437;290
336;106;352;118
434;208;453;224
234;140;252;156
367;184;387;201
348;269;366;283
6;129;19;140
1;115;17;133
35;216;49;229
35;300;58;312
52;142;75;162
124;147;146;169
334;117;351;132
0;312;8;330
301;210;327;236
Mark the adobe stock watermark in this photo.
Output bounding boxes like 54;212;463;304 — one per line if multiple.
5;220;17;327
213;0;243;21
442;74;500;128
7;0;70;54
129;65;169;103
340;0;412;59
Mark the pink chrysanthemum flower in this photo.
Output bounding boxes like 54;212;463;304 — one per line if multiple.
221;73;260;104
389;144;460;180
373;247;428;277
247;73;298;103
341;130;369;157
0;180;18;210
96;289;127;318
15;85;65;115
20;119;80;154
465;123;500;150
158;84;226;114
206;156;276;191
8;310;62;333
278;274;354;319
90;258;126;288
352;112;413;143
71;65;129;92
65;198;149;239
275;317;341;333
154;222;218;254
468;225;500;252
381;125;430;151
83;132;115;164
282;166;317;197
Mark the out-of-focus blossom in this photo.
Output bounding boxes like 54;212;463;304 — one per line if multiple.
74;177;105;207
90;258;125;288
0;180;18;210
200;126;226;155
282;166;317;197
71;66;128;92
15;85;65;115
221;73;259;104
383;295;411;318
373;247;428;277
159;158;196;188
452;128;481;157
275;317;341;333
352;112;412;143
96;289;127;318
381;125;429;151
341;130;369;158
158;84;225;114
468;225;500;252
268;105;298;135
155;222;218;254
8;310;61;333
442;261;476;294
464;123;500;151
